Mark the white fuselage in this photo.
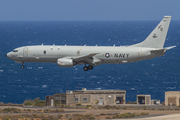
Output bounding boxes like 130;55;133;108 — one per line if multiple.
6;45;156;64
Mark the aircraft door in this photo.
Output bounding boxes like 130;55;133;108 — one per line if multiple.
23;47;28;57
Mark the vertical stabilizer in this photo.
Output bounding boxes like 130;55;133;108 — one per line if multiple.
131;16;171;48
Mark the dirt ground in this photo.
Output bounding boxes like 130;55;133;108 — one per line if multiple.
0;106;180;116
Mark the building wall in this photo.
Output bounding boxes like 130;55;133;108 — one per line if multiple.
45;96;54;106
66;94;76;105
145;95;151;105
46;90;126;106
137;95;151;105
93;94;105;105
105;94;115;105
66;93;125;105
165;92;180;106
79;94;91;105
54;94;66;106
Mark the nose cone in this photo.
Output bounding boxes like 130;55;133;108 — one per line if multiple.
6;52;11;58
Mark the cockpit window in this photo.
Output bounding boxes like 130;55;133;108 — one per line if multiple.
13;50;18;52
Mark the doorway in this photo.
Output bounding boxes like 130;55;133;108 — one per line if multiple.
23;47;28;57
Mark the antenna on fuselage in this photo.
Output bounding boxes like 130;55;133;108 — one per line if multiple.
41;43;43;46
113;44;115;47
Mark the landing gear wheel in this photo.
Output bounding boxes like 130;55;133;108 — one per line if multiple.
88;65;93;70
83;66;89;71
73;61;77;66
21;65;25;69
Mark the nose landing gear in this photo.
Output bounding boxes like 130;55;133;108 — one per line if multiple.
21;63;25;69
21;65;25;69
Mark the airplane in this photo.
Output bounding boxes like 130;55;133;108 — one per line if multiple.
6;16;176;71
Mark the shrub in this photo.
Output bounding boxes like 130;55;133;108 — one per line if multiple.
76;103;82;106
2;108;11;113
86;105;91;108
34;100;46;107
34;97;40;102
104;105;111;109
55;101;61;106
161;101;165;106
141;106;148;110
60;104;65;108
140;112;149;115
111;112;148;119
1;108;21;113
57;114;63;119
24;100;33;106
127;101;133;104
24;97;46;106
133;101;137;104
106;117;111;119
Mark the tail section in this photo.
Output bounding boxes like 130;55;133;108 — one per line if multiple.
131;16;171;48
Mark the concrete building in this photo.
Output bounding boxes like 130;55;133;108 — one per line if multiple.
137;95;151;105
165;91;180;106
151;100;160;105
46;88;126;106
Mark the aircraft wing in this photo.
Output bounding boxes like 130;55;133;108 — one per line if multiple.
73;53;101;65
73;53;99;62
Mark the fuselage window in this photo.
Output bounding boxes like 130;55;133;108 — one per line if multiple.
58;47;60;50
44;50;46;54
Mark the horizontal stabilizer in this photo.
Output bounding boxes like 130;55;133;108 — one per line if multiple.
150;46;176;57
164;46;176;50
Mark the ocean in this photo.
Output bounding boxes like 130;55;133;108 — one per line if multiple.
0;21;180;104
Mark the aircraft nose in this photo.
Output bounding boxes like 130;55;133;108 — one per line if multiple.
6;53;11;58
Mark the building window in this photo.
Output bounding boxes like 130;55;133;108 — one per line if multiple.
75;98;78;102
44;50;46;54
61;97;66;100
83;98;87;102
55;97;60;100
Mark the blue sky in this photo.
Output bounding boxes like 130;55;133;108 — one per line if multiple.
0;0;179;21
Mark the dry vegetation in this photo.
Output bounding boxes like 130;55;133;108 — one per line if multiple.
0;112;149;120
59;104;180;111
0;108;64;113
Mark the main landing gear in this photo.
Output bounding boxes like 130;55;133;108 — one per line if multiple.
83;64;93;71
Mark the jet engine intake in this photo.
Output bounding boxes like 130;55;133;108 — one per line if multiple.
57;58;74;67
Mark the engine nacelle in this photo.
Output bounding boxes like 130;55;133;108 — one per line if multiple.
57;58;74;67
